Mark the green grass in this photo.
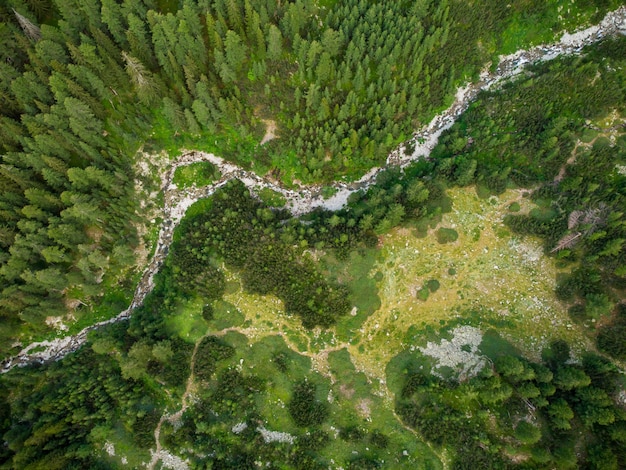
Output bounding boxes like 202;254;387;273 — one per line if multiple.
495;0;616;55
479;329;523;360
145;216;163;260
257;187;287;207
343;187;593;379
165;297;208;343
181;197;213;221
148;112;259;169
225;334;314;433
172;161;220;189
321;186;339;199
321;248;381;342
22;280;136;349
322;349;442;469
210;300;245;330
92;423;151;468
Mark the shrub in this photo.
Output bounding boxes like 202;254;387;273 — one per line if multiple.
288;380;328;427
515;421;541;445
202;304;214;322
426;279;440;292
417;287;430;301
436;227;459;244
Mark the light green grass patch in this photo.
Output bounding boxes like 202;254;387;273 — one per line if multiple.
210;300;245;330
91;424;150;468
165;297;208;343
257;187;287;207
496;0;607;55
172;161;220;189
321;249;381;342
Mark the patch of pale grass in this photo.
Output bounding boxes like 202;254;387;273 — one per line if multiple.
353;187;593;370
221;268;313;350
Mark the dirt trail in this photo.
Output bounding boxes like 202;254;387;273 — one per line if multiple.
2;6;625;374
147;332;208;470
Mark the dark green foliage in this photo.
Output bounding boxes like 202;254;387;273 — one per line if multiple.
436;227;459;244
272;351;289;373
173;180;350;328
202;304;214;322
157;337;194;387
396;344;626;468
208;368;264;418
542;339;571;371
587;444;619;470
0;0;154;352
166;239;226;299
195;336;235;382
0;348;159;469
339;425;366;442
369;430;389;449
347;457;381;470
554;366;591;391
514;421;541;445
597;304;626;361
417;287;430;301
288;379;328;427
426;279;440;293
299;429;330;451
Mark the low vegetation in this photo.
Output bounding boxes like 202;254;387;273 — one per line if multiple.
172;161;221;189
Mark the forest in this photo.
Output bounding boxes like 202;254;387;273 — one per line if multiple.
0;0;622;351
0;0;625;469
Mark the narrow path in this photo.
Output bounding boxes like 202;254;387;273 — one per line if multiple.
2;6;625;373
147;332;208;470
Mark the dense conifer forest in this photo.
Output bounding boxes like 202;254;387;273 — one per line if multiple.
0;0;625;468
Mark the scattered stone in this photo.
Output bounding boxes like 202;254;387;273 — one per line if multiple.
231;422;248;434
103;441;115;457
418;325;486;379
257;426;296;444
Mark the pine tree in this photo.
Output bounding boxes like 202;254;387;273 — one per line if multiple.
267;24;283;61
122;52;158;105
126;13;157;68
100;0;128;47
224;30;247;75
161;97;186;131
13;9;41;41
